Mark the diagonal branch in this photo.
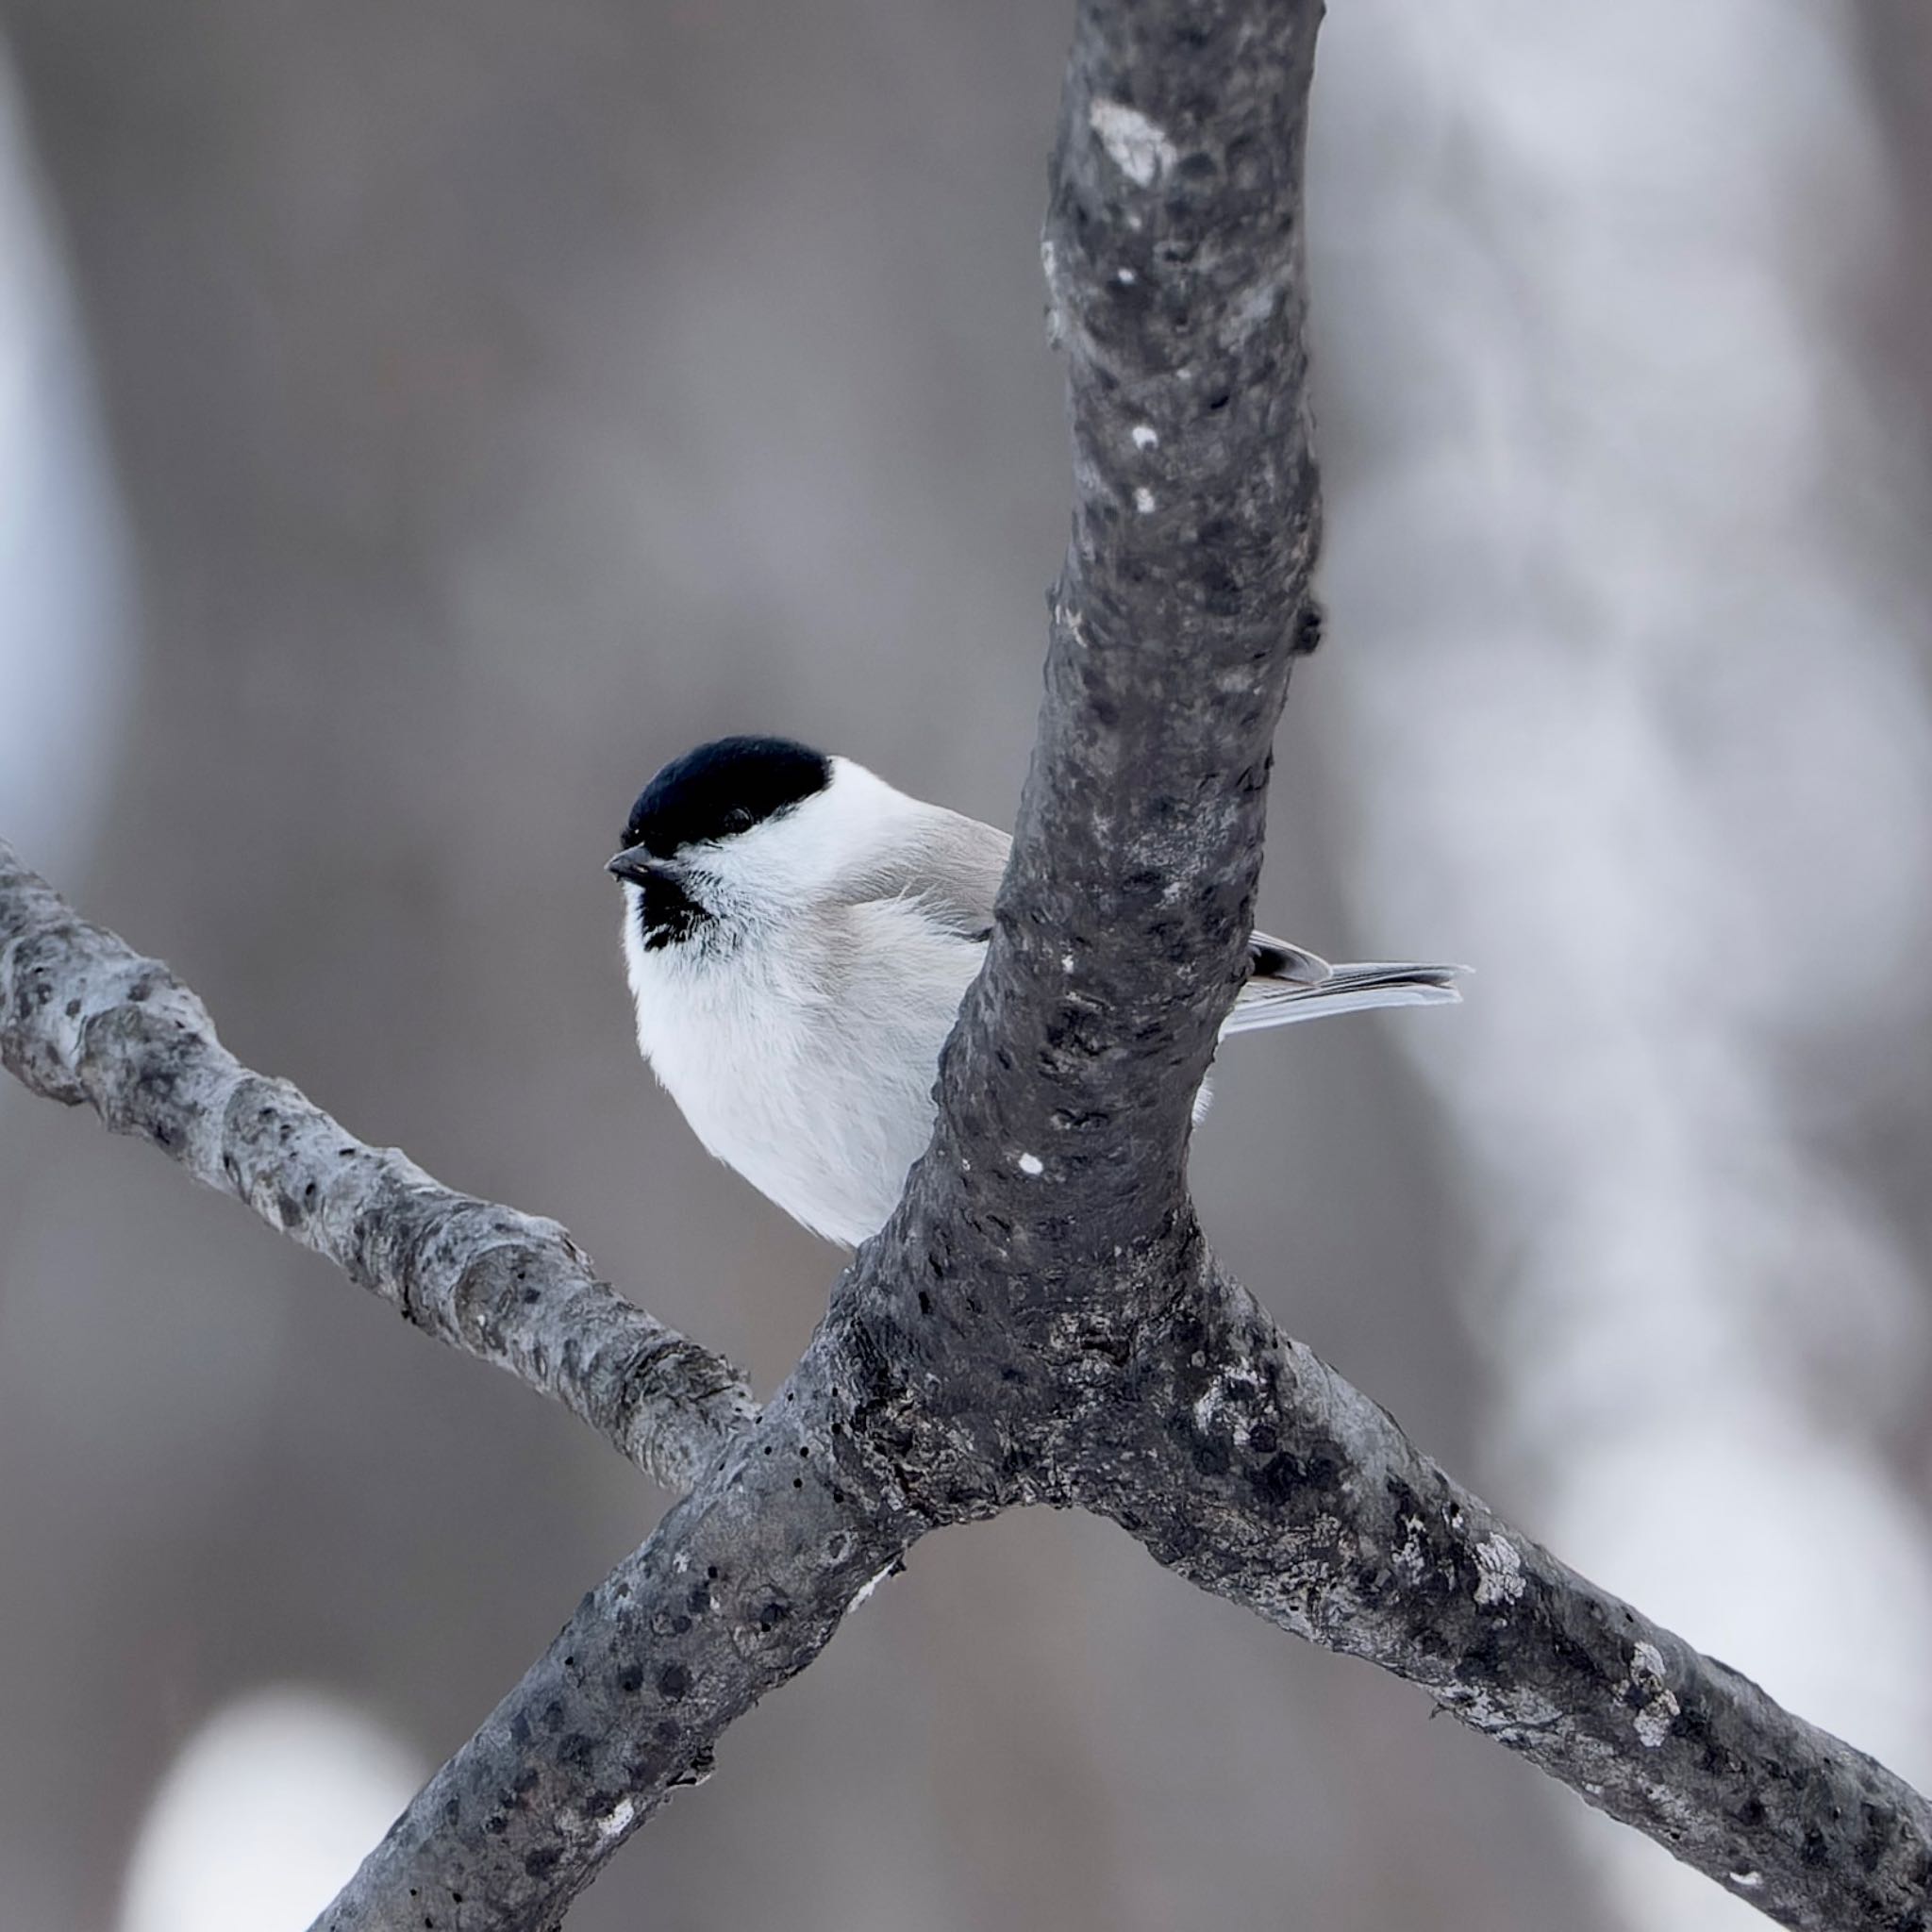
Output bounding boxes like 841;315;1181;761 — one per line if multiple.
1070;1262;1932;1931
318;1197;1932;1928
315;1307;947;1930
0;840;755;1491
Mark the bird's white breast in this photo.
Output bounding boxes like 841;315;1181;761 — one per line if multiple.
623;892;981;1245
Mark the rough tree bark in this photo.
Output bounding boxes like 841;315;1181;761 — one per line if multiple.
0;855;752;1492
2;0;1929;1928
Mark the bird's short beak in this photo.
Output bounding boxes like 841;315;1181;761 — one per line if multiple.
607;846;669;887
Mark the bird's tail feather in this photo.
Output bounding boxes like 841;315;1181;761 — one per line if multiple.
1219;961;1465;1037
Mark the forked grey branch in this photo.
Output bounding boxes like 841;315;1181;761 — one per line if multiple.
4;0;1930;1926
0;840;755;1491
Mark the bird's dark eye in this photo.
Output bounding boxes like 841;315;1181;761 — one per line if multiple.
722;807;755;832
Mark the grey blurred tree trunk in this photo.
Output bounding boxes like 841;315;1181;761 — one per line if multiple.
1309;7;1932;1925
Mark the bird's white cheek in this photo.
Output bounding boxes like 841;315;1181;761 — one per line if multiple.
619;886;648;998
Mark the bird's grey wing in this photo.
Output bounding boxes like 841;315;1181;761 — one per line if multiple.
841;808;1010;942
837;831;1462;1026
1224;930;1463;1035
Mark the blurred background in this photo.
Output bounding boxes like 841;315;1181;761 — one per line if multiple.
0;0;1928;1925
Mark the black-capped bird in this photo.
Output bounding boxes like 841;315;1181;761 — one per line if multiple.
609;737;1461;1246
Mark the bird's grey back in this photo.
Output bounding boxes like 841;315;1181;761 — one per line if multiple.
836;804;1010;942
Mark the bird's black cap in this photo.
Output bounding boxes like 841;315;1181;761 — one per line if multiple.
618;736;832;859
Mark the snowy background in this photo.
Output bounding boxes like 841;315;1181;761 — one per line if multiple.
0;2;1928;1926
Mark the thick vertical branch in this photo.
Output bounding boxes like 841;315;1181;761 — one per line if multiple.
888;0;1329;1370
314;5;1338;1923
1017;0;1324;1158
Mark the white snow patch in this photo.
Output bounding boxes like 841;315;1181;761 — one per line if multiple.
1088;98;1178;189
1131;424;1159;450
1115;266;1138;285
0;78;135;882
848;1562;897;1612
116;1688;426;1932
1017;1152;1044;1177
1060;951;1076;973
1727;1871;1764;1890
1134;486;1157;515
598;1797;637;1844
1473;1534;1525;1607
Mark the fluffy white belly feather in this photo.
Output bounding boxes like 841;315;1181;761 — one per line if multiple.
625;899;981;1246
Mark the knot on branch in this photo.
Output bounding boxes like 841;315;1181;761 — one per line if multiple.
1;908;213;1126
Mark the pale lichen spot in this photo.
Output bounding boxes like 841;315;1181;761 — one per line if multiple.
1635;1707;1678;1749
1728;1872;1764;1891
1626;1639;1681;1748
598;1797;638;1845
1391;1514;1428;1586
1191;1366;1260;1448
1060;952;1076;973
1088;97;1179;189
1134;487;1157;514
1116;266;1138;285
1017;1152;1044;1177
1473;1534;1525;1607
1223;269;1291;346
1131;424;1159;451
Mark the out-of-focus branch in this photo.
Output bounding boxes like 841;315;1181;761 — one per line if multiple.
0;839;755;1490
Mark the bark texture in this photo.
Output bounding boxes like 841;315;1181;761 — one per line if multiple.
0;841;754;1491
3;0;1929;1927
1072;1269;1932;1931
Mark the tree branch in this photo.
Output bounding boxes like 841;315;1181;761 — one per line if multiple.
0;839;754;1491
315;1309;943;1930
1072;1260;1932;1930
6;1;1928;1928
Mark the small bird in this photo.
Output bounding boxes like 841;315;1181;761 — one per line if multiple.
609;737;1460;1247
